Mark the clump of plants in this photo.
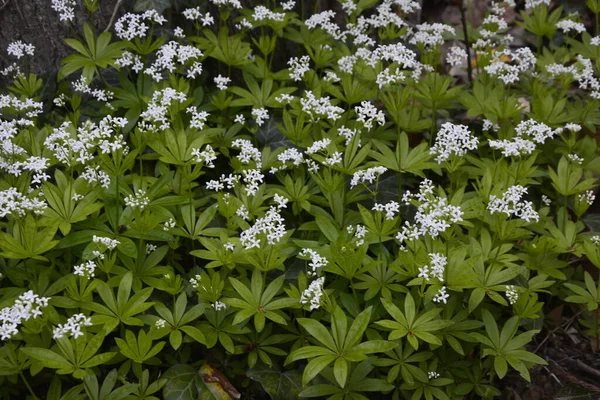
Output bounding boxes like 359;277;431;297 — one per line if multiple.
0;0;599;398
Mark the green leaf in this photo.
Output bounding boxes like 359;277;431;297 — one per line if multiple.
247;366;303;400
296;319;337;352
333;358;348;388
19;347;72;370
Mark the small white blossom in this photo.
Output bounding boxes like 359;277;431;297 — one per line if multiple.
567;153;584;165
487;185;539;223
433;286;449;304
372;201;400;220
73;260;96;279
288;55;311;81
7;41;35;59
299;248;328;276
124;189;150;210
164;218;176;231
431;122;478;163
155;319;167;328
350;166;387;188
578;190;596;205
446;46;467;67
1;291;50;340
212;301;227;311
355;101;385;131
506;285;519;305
252;108;269;126
556;19;586;34
53;313;92;339
214;74;231;90
240;207;286;249
300;277;325;310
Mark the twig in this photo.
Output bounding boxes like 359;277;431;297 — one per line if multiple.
533;311;584;354
550;360;600;393
0;0;10;12
104;0;124;33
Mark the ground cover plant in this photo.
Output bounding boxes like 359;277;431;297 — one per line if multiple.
1;0;600;398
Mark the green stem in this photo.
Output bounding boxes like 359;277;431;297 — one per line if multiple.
19;371;37;399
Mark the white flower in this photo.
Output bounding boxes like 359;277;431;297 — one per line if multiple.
186;106;209;130
355;101;385;131
1;291;51;341
505;285;519;305
224;242;235;251
350;166;387;188
282;0;296;10
487;185;539;223
396;179;463;244
93;235;120;251
409;23;455;48
567;153;584;165
299;248;328;276
236;205;250;220
556;19;586;34
252;108;269;126
252;5;285;22
446;46;467;67
214;74;231;90
146;243;157;254
300;91;344;122
525;0;550;9
51;0;76;21
372;201;400;220
240;206;286;249
192;145;217;167
300;277;325;310
73;260;96;279
288;55;311;81
273;194;289;209
432;286;449;304
7;41;35;59
53;313;92;339
155;319;167;328
212;301;227;311
431;122;479;163
164;217;176;231
541;195;552;206
234;114;246;124
306;138;331;155
578;190;596;205
591;235;600;245
124;189;150;210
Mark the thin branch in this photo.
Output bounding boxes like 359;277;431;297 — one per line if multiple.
458;0;473;84
0;0;10;13
104;0;124;33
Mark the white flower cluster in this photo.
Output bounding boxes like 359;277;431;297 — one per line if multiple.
164;218;176;231
270;148;304;174
212;301;227;311
428;371;441;379
372;201;400;220
206;173;240;192
574;57;600;99
300;91;344;122
541;195;552;206
338;126;359;146
355;101;385;131
273;194;289;209
93;236;119;251
410;23;455;48
578;190;596;205
446;46;467;67
432;286;449;304
1;94;44;119
525;0;550;9
306;139;331;155
124;189;150;210
144;41;204;81
252;108;269;126
73;76;114;106
183;8;214;26
430;122;479;163
0;187;47;218
567;153;584;165
350;166;387;188
418;253;447;281
214;74;231;90
186;106;210;130
487;185;539;223
347;224;367;246
556;19;586;34
591;235;600;245
51;0;76;22
115;10;167;41
155;319;167;328
1;291;50;340
484;48;536;84
7;41;35;59
140;88;187;131
73;260;96;279
252;5;285;22
52;313;92;339
299;248;328;276
242;169;265;196
115;51;144;72
396;179;463;245
489;119;560;157
288;56;311;81
210;0;242;8
505;285;519;305
192;145;217;167
146;243;157;254
81;165;111;189
232;139;262;168
305;11;340;38
240;207;286;249
300;277;325;310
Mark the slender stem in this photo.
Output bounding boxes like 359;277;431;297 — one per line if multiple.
19;371;37;399
596;12;599;36
459;1;473;84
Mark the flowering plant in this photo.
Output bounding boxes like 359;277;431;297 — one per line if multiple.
1;0;600;398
